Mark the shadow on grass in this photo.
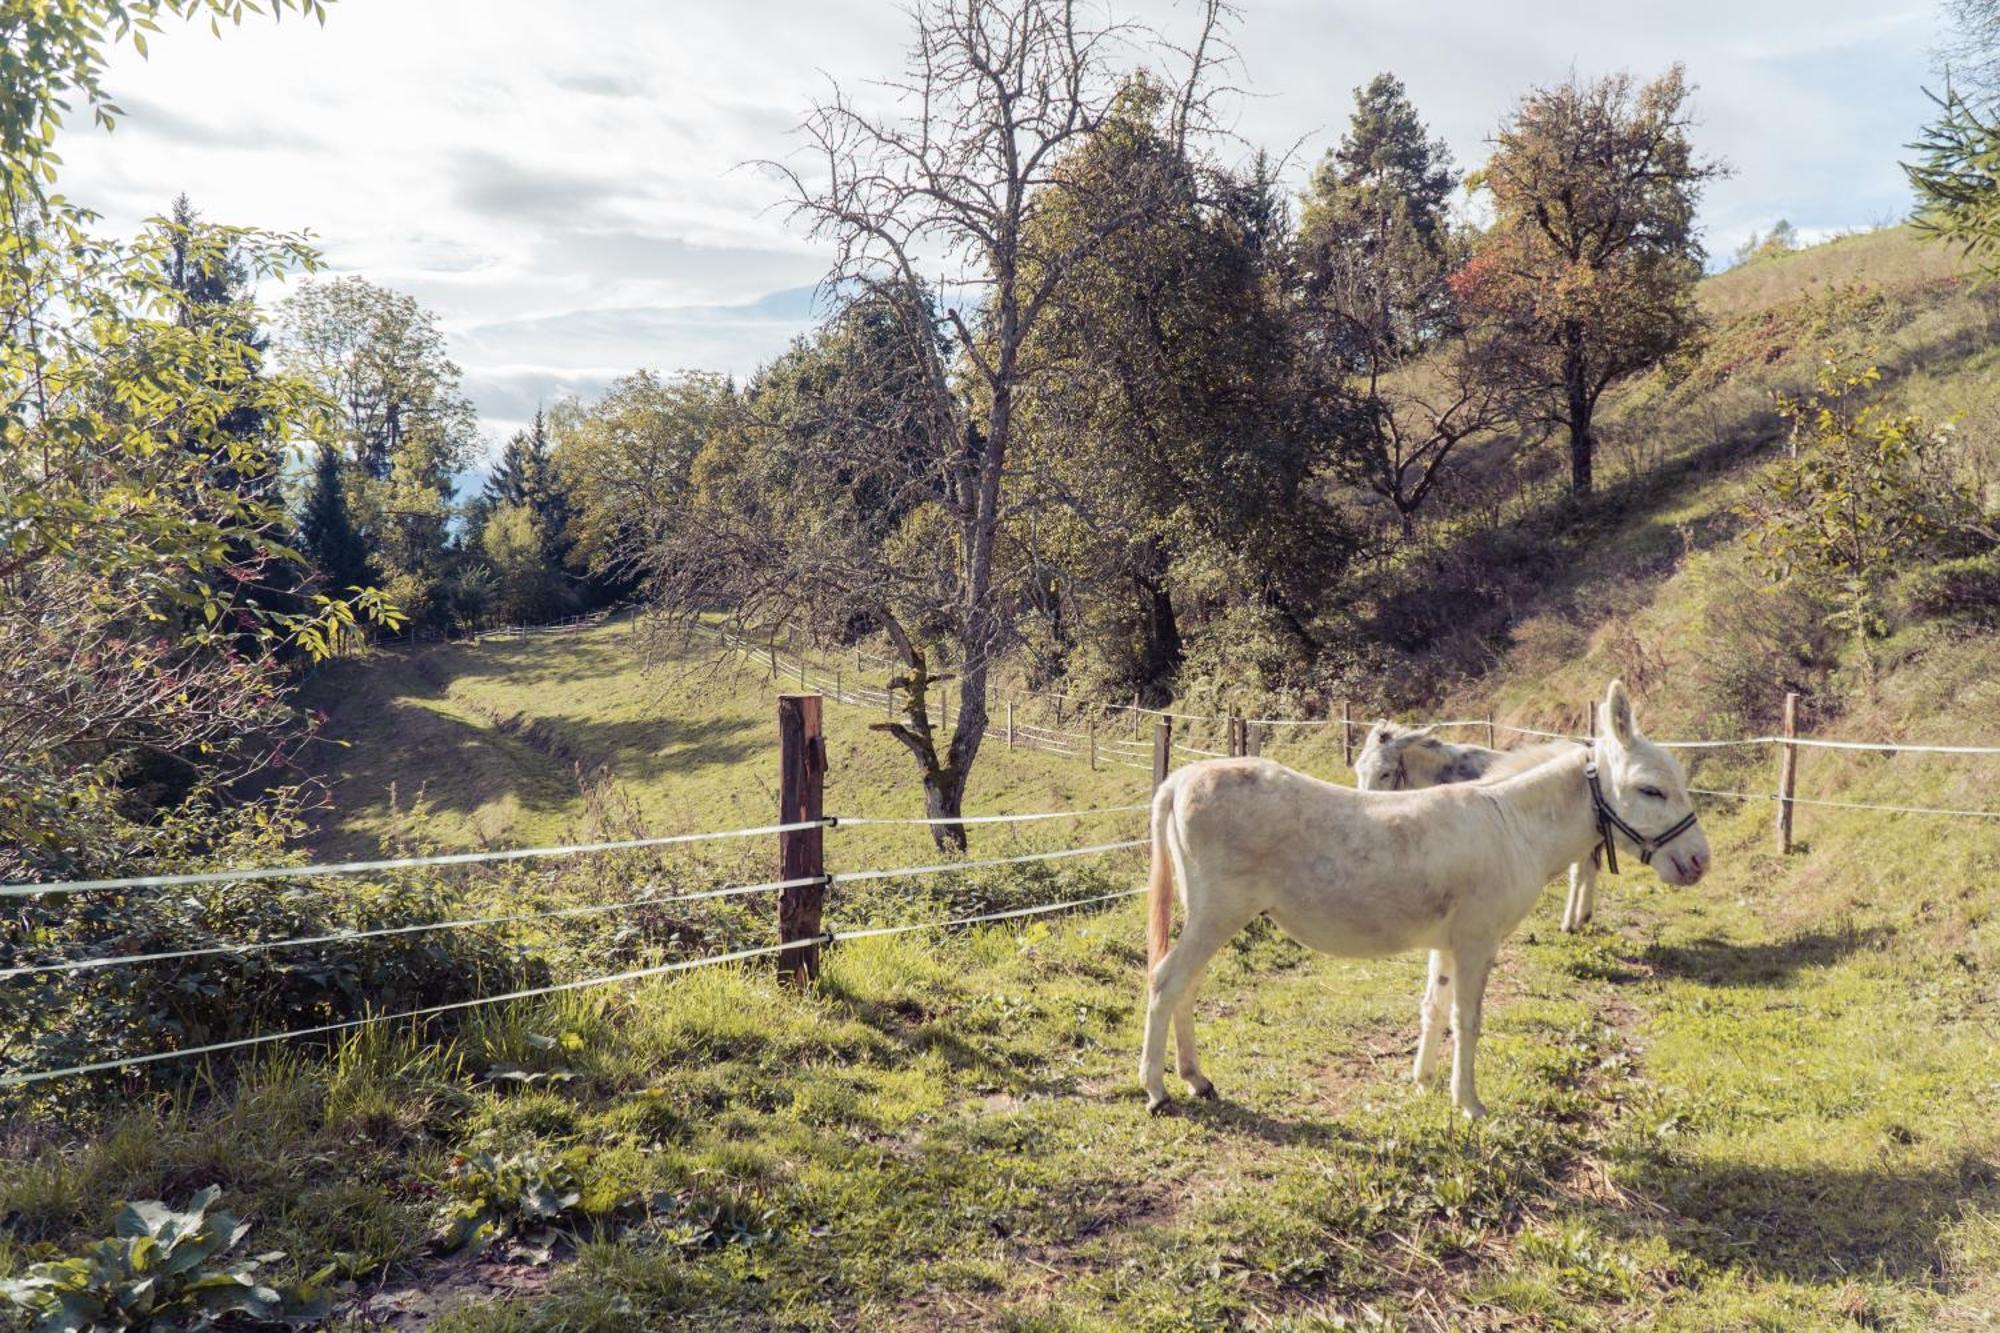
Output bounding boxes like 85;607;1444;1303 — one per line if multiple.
815;979;1085;1101
1641;923;1893;988
1616;1149;2000;1285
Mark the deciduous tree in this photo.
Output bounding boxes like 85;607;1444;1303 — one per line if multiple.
1459;66;1722;496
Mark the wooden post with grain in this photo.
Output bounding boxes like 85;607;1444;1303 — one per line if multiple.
776;694;827;985
1152;718;1172;792
1776;691;1800;854
1341;700;1354;768
1088;719;1097;771
1485;712;1496;749
1006;700;1015;750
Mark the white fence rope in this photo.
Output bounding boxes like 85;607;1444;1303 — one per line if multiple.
1690;788;2000;819
830;839;1147;885
837;805;1148;827
829;888;1144;943
0;822;830;899
0;876;822;981
1663;736;2000;755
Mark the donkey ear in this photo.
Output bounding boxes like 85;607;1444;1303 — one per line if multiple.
1368;720;1394;741
1603;680;1637;747
1408;725;1438;740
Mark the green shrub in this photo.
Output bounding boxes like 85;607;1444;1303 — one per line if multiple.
1;872;546;1111
437;1150;586;1255
0;1186;333;1331
1895;551;2000;626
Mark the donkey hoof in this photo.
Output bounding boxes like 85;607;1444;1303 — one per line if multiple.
1146;1094;1174;1117
1191;1079;1218;1101
1457;1099;1489;1122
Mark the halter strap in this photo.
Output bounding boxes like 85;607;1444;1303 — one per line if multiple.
1584;761;1699;875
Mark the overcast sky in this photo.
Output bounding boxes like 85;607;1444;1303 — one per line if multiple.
57;0;1943;456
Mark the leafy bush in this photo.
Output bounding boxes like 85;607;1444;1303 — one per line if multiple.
1743;359;1979;640
0;1186;333;1331
437;1150;586;1255
1895;550;2000;627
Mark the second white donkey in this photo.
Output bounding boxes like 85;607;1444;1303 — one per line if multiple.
1140;680;1709;1118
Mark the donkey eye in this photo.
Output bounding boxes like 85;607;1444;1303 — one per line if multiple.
1639;786;1666;800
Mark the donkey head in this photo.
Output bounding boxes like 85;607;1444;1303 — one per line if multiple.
1355;722;1441;791
1591;680;1710;885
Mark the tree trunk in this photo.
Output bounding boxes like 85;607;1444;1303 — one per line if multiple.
1134;544;1181;704
1565;344;1595;496
921;762;968;853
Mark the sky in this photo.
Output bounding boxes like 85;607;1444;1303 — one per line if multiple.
55;0;1945;458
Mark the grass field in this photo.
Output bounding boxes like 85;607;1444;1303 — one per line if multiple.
300;622;1152;863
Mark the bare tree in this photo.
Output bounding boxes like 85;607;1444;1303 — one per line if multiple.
666;0;1233;848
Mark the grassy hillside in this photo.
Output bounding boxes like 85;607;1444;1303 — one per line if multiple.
300;623;1150;860
6;227;1997;1329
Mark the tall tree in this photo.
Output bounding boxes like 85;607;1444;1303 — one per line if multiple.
1459;67;1722;496
0;0;391;879
1015;85;1352;701
1310;74;1457;254
276;276;478;627
298;442;371;594
1294;75;1509;532
1905;86;2000;274
685;0;1231;843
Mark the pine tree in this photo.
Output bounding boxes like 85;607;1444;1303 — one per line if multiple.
1311;73;1457;252
299;443;372;593
471;409;572;575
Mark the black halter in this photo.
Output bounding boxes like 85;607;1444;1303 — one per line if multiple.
1584;761;1699;875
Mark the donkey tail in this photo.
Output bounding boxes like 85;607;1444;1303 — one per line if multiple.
1147;777;1177;969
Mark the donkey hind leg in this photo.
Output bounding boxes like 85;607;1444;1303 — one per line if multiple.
1141;908;1244;1114
1173;960;1217;1099
1447;942;1497;1119
1561;848;1602;932
1411;949;1453;1088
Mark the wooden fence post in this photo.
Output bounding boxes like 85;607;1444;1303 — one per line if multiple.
1246;722;1261;758
1006;700;1015;750
1777;691;1800;854
768;644;777;679
1585;698;1596;744
1341;700;1354;768
1088;719;1098;771
798;655;807;690
776;694;827;985
1153;718;1172;791
1485;712;1496;750
835;668;842;703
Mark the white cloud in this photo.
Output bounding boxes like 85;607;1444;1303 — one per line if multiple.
56;0;1943;460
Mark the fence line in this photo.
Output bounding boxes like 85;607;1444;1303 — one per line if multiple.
3;818;1154;981
0;821;831;898
829;839;1147;885
0;886;1145;1089
838;805;1149;827
0;876;824;981
1689;788;2000;819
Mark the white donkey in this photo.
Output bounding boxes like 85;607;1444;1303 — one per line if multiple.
1141;681;1708;1118
1356;723;1604;932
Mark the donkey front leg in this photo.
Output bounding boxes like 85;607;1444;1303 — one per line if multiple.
1412;949;1452;1087
1140;914;1237;1114
1448;942;1497;1119
1561;848;1603;932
